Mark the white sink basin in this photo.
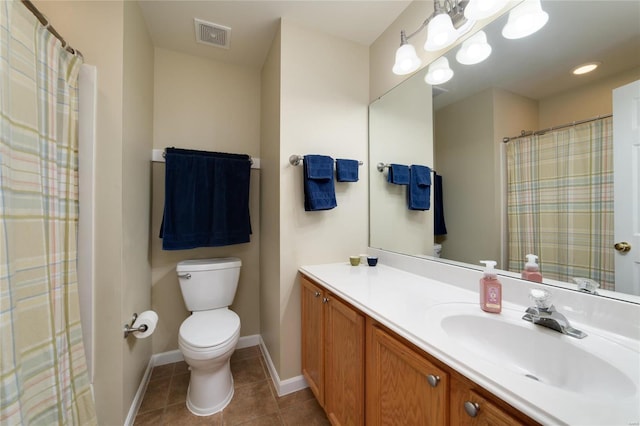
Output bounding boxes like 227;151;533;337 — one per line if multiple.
425;303;639;400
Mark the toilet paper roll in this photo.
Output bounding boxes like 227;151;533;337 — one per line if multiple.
132;310;158;339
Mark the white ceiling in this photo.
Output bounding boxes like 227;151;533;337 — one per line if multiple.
138;0;640;104
137;0;412;68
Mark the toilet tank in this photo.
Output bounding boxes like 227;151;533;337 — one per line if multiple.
176;258;241;312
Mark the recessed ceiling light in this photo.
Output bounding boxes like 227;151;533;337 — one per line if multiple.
572;62;601;75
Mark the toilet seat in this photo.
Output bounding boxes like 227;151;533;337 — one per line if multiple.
179;309;240;350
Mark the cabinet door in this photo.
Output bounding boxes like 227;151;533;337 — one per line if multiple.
325;294;365;426
367;323;448;426
450;377;524;426
301;276;325;406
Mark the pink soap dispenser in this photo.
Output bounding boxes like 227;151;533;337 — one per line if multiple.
522;254;543;283
479;260;502;314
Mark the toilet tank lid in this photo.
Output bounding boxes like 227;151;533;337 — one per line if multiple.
177;257;241;272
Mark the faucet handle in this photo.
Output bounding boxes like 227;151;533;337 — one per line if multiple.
529;288;552;310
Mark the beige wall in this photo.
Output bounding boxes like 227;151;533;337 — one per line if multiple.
122;0;154;419
434;88;538;267
539;67;640;128
259;25;283;376
33;1;127;424
151;48;262;353
369;0;434;101
33;1;154;423
259;19;369;380
435;89;500;265
369;73;434;255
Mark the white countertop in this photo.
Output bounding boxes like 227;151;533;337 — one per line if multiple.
299;262;640;426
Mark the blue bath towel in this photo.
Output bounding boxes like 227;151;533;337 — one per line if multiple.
303;155;337;211
160;148;252;250
336;159;359;182
387;164;410;185
434;173;447;235
408;165;431;210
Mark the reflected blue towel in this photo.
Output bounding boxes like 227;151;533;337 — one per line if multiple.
408;165;431;210
336;159;359;182
434;173;447;235
303;155;337;211
387;164;409;185
159;148;252;250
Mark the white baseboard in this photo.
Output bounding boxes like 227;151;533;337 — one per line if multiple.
124;357;154;426
152;335;260;367
236;334;261;349
259;336;308;397
126;334;308;424
153;349;184;366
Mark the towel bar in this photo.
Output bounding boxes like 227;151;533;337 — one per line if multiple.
377;162;436;173
152;149;260;169
289;155;363;167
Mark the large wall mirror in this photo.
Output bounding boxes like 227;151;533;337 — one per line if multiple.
369;0;640;301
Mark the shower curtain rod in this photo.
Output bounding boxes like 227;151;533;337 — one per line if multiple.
20;0;82;57
502;113;613;143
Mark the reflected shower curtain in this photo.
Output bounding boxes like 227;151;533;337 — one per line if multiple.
506;117;614;290
0;2;97;424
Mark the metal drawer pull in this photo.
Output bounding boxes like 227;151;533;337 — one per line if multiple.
178;273;191;279
464;401;480;417
314;291;321;297
426;374;440;387
322;297;330;304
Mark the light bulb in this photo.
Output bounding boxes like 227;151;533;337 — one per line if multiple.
456;31;492;65
502;0;549;39
392;43;422;75
425;57;454;85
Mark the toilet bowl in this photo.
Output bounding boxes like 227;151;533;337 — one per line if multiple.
179;309;240;415
176;258;242;416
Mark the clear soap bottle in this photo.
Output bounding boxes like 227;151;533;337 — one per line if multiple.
479;260;502;313
521;254;543;283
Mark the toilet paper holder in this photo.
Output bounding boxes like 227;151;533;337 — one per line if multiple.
123;313;148;338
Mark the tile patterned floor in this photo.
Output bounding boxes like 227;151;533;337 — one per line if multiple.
134;345;330;425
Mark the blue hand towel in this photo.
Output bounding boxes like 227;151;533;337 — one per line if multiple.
407;165;431;210
303;155;337;211
159;148;252;250
434;173;447;235
387;164;410;185
336;159;359;182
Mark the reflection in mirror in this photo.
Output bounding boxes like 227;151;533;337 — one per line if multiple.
369;0;640;299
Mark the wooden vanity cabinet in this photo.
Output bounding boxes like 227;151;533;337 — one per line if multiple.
301;274;325;406
450;376;526;425
301;274;538;426
300;274;365;425
366;319;449;425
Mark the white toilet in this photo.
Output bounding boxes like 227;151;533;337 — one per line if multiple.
176;258;242;416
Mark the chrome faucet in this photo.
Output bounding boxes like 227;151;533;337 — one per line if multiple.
522;289;587;339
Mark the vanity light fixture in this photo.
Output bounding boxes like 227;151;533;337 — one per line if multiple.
572;62;601;75
456;30;492;64
502;0;549;40
425;57;454;85
392;31;422;75
464;0;510;20
392;0;477;75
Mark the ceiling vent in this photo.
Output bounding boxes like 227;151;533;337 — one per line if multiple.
194;18;231;49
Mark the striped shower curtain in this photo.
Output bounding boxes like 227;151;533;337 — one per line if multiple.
506;117;614;290
0;2;97;424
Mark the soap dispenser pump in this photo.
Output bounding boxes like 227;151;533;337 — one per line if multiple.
479;260;502;313
522;254;543;283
